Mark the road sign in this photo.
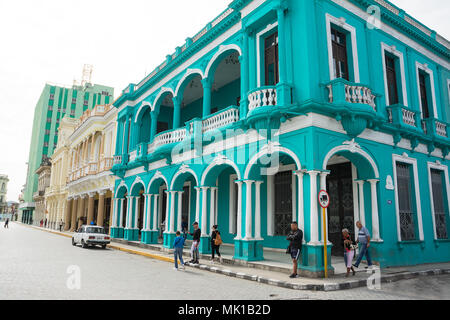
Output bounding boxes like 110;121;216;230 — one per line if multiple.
318;190;330;209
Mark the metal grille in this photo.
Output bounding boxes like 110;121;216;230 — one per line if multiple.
431;169;448;239
274;171;292;236
396;163;416;241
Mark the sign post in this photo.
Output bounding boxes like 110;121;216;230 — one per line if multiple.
318;190;330;278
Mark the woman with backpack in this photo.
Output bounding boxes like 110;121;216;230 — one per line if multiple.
211;225;223;264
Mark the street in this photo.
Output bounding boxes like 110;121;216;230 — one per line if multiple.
0;222;449;300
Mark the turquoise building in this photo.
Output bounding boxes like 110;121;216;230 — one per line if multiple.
110;0;450;276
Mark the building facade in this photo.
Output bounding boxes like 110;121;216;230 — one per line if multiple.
0;174;9;216
32;157;52;226
109;0;450;275
45;104;118;232
21;80;114;224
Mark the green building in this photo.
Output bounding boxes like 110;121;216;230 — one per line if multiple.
20;81;114;224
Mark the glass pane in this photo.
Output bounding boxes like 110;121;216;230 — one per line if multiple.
396;163;416;241
431;169;448;239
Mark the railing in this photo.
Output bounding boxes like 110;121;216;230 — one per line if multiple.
148;128;187;153
89;162;98;174
402;108;416;127
327;80;377;111
436;121;448;138
248;86;277;111
202;107;240;133
114;155;122;165
129;150;137;162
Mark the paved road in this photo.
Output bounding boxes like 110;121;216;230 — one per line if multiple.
0;223;448;300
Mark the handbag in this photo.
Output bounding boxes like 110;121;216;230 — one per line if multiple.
214;233;223;246
351;243;359;250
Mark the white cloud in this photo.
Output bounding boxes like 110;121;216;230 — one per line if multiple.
0;0;448;202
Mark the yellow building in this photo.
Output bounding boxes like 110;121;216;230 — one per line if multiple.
46;104;117;232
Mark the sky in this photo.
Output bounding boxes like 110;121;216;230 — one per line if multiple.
0;0;449;203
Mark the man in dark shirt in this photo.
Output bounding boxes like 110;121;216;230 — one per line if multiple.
188;222;201;264
286;221;303;278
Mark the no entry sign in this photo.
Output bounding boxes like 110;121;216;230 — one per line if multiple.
318;190;330;209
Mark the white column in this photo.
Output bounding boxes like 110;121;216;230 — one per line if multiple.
112;198;118;227
169;191;176;233
209;187;217;235
126;196;133;229
266;175;274;236
229;177;236;234
244;180;254;240
356;181;366;227
144;195;151;231
200;187;209;237
254;181;263;240
320;171;330;245
134;196;140;229
195;187;200;223
164;191;169;232
177;191;183;232
119;199;125;228
152;194;159;231
294;170;306;234
368;179;382;241
235;181;243;240
308;171;320;245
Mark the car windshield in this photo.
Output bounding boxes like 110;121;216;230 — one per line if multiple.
85;227;106;234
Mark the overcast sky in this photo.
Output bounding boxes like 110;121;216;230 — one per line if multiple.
0;0;449;202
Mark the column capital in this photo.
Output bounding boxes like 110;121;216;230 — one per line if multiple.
293;169;307;176
306;170;321;176
98;190;107;196
88;192;96;198
355;179;366;185
367;179;380;184
320;170;331;177
201;77;213;88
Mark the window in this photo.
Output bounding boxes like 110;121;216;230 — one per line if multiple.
264;32;279;86
396;162;417;241
331;28;349;81
46;118;51;123
72;98;77;104
419;72;430;119
385;55;399;105
430;169;449;239
84;100;89;106
48;106;53;111
49;94;55;100
45;130;50;135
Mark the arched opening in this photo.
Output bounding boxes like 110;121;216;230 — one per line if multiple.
137;106;151;144
130;182;145;239
148;176;169;241
171;170;199;234
209;50;241;113
202;161;241;248
115;185;128;229
178;73;203;125
324;150;378;256
246;151;300;249
154;91;174;135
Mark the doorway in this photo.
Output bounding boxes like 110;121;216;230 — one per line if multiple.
326;162;355;256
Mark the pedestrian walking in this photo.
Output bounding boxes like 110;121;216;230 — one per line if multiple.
40;219;43;227
59;220;63;232
286;221;303;279
188;222;201;264
353;221;373;269
342;228;356;277
210;225;223;264
4;218;9;228
173;231;186;271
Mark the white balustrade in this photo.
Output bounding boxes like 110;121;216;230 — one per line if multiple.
248;87;277;111
344;84;376;110
148;128;187;153
129;150;137;162
114;155;122;165
402;108;416;127
202;108;239;133
436;121;447;137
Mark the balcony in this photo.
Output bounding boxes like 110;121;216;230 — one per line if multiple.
324;79;378;138
422;118;449;140
202;106;240;133
386;104;422;132
148;127;187;155
68;157;116;183
248;86;277;112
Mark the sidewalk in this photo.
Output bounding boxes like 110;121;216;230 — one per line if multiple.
22;222;450;292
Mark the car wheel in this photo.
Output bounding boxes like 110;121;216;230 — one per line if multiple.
81;240;88;248
102;244;107;249
72;238;76;246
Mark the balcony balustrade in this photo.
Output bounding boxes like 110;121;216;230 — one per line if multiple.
327;80;376;111
248;86;277;112
202;107;240;133
148;127;187;154
386;105;421;131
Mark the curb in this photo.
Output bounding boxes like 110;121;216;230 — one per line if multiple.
20;222;450;292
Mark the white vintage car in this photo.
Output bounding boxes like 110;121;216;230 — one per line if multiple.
72;225;110;249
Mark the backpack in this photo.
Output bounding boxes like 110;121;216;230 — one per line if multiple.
214;232;223;246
